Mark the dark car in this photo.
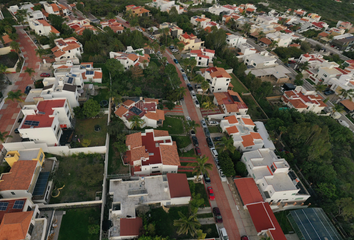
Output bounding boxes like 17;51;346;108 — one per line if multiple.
324;89;335;95
206;137;213;147
241;236;250;240
187;84;193;91
204;174;210;183
14;128;19;134
173;59;179;64
126;21;129;24
213;207;223;223
195;146;201;156
192;136;199;146
169;46;175;49
213;137;222;141
190;130;196;136
204;127;210;137
17;118;23;123
40;73;50;77
24;86;32;95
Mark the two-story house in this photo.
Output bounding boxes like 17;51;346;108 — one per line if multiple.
100;19;124;33
213;90;248;115
178;33;204;52
188;48;215;67
109;49;150;70
265;32;298;47
124;129;180;175
243;52;277;68
203;67;231;93
51;37;83;63
226;33;247;48
29;19;60;37
159;22;183;38
125;5;150;17
242;148;310;204
53;61;103;84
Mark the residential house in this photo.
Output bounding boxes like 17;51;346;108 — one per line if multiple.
237;43;257;58
123;130;180;175
316;65;349;84
0;197;48;240
188;48;215;67
222;13;243;24
256;15;278;25
254;122;275;150
243;52;277;69
43;2;71;17
67;19;97;35
190;15;220;32
4;148;45;168
100;19;124;33
208;5;235;16
241;148;310;204
125;5;150;17
226;33;247;48
332;33;354;51
114;98;164;129
307;13;321;22
213;90;248;115
265;32;298;47
178;33;204;52
294;9;307;17
1;34;13;46
26;10;46;22
108;174;191;239
337;21;353;30
202;67;232;93
159;22;183;38
281;86;326;113
245;64;291;84
109;47;150;70
311;21;329;31
9;2;34;15
53;61;103;84
18;99;74;145
51;37;83;63
220;114;265;152
329;74;354;95
29;19;60;37
147;0;184;14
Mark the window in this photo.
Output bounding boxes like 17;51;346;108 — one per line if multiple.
54;125;56;131
270;165;276;172
218;88;221;90
39;153;44;162
67;110;70;116
323;74;327;77
246;147;252;149
28;223;34;235
39;30;41;33
152;166;158;169
226;79;230;81
11;192;15;195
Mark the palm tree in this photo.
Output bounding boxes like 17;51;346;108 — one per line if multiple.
0;131;12;143
174;211;200;237
315;84;327;92
242;23;251;35
159;27;169;43
189;120;200;132
160;45;166;55
332;104;344;116
340;89;354;100
189;58;197;78
220;136;236;153
268;40;278;49
202;101;215;117
176;87;186;100
35;48;47;59
0;64;10;82
177;43;185;53
188;155;213;178
196;229;207;240
6;90;25;108
25;67;35;81
130;115;144;129
193;74;204;84
200;80;209;101
10;41;20;57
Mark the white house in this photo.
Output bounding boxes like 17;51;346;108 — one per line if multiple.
108;173;191;239
147;0;184;14
243;52;277;68
281;86;326;113
67;19;97;35
114;98;164;129
188;48;215;67
256;14;278;25
26;10;46;22
159;22;184;38
0;197;48;240
191;15;220;30
53;61;103;84
28;19;60;37
213;90;248;115
242;148;311;203
109;48;151;70
203;67;232;93
265;32;298;47
220;114;265;152
100;19;124;33
254;122;275;150
226;33;247;48
238;43;257;58
18;99;74;145
329;74;354;95
43;2;71;17
51;37;83;63
9;2;34;15
124;129;180;176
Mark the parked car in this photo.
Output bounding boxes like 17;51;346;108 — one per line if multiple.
172;49;178;53
24;86;31;95
204;127;210;137
33;39;38;44
218;227;228;239
186;116;191;121
219;169;227;182
173;59;179;64
213;137;222;141
187;84;193;91
201;119;207;128
195;100;200;108
204;174;210;183
192;94;197;100
241;236;250;240
126;21;129;24
207;187;215;200
208;120;218;126
338;119;350;128
213;207;223;223
180;68;185;73
190;90;196;95
323;89;335;95
182;74;188;81
14;128;19;134
206;137;213;148
169;46;175;49
190;130;196;136
40;73;50;77
195;146;201;156
192;136;199;146
210;148;218;157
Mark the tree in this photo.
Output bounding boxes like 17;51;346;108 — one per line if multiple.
106;59;124;78
242;23;251;35
335;198;354;221
0;131;12;143
315;84;327;92
188;58;197;78
294;72;304;86
175;87;186;100
202;101;215;117
220;136;236;153
218;152;236;177
83;99;100;118
177;43;184;53
200;80;209;101
174;211;200;237
35;48;47;59
131;65;144;80
10;41;20;57
332;104;344;115
25;67;35;81
317;182;336;199
193;74;204;84
188;120;200;132
188;155;213;178
48;14;65;32
339;89;354;100
195;230;207;240
235;161;247;176
88;225;100;235
6;90;25;107
0;64;10;82
130;115;144;129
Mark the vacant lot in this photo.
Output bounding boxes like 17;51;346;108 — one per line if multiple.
274;210;294;234
75;115;108;146
0;52;18;68
108;138;130;175
50;153;104;203
231;74;249;94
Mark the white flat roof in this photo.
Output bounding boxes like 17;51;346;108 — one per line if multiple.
255;122;275;150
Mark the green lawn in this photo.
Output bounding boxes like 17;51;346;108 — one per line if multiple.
194;182;210;207
208;126;220;133
157;116;184;134
242;96;267;120
74;116;108;146
172;136;191;148
197;213;213;218
274;211;294;234
231;74;249;94
50;154;103;203
200;224;219;238
58;207;100;240
92;88;110;104
108;137;130;175
180;149;197;157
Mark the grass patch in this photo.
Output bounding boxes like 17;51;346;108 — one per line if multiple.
193;182;210;207
208;126;220;133
231;74;249;94
108;137;130;175
92;88;109;105
180;149;197;157
197;213;213;218
306;78;315;85
58;207;100;240
274;211;294;234
242;96;267;120
0;52;18;68
157;116;184;134
172;136;191;148
50;154;103;203
75;115;108;146
200;224;219;238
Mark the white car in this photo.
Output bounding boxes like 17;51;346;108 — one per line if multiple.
210;148;218;157
201;119;207;128
338;119;350;128
192;94;197;100
172;49;178;53
195;100;200;108
208;120;218;126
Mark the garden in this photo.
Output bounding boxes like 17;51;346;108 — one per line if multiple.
58;207;100;240
108;138;130;175
157;116;185;134
0;52;18;68
74;115;108;147
50;153;104;203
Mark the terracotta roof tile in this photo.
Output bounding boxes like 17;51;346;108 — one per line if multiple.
123;100;135;106
160;143;180;166
0;161;38;191
2;35;12;45
225;104;240;113
153;130;169;137
289;99;307;109
51;3;59;12
120;218;143;236
225;115;238;124
0;211;33;240
260;38;272;45
129;146;149;161
250;132;262;139
126;132;142;149
114;106;128;117
167;173;191;198
340;99;354;111
226;126;239;135
93;71;102;79
144;98;159;104
242;118;255;126
241;134;255;147
234;178;263;205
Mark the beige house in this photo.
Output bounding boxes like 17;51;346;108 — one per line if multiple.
178;33;204;52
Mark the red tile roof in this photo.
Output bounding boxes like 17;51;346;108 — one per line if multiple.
120;218;143;236
167;173;191;198
123;99;135;106
0;211;33;240
0;161;38;191
225;115;238;124
160;143;180;166
242;118;255;126
260;38;272;45
2;35;12;45
234;178;263;205
226;126;239;135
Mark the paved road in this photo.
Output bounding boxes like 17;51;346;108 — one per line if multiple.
0;26;41;147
